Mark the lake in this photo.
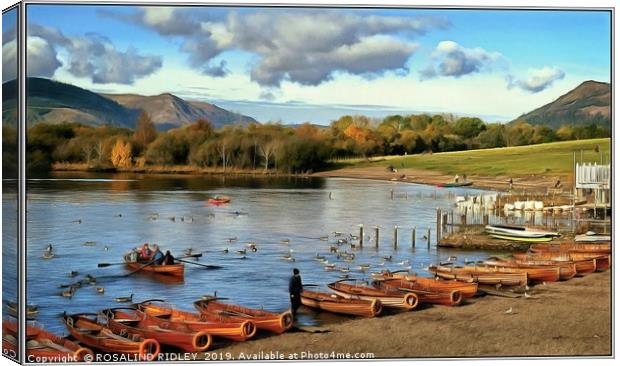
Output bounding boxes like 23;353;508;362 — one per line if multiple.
22;173;494;334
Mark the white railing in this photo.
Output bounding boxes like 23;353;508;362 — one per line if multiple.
576;163;610;189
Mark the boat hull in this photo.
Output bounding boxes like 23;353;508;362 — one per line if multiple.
327;282;418;311
301;290;382;317
194;299;292;334
373;279;463;306
372;272;478;298
428;265;528;286
124;254;184;279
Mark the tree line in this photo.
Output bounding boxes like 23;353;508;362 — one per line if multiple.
3;111;609;176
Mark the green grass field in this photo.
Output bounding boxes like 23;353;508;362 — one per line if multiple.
340;138;611;177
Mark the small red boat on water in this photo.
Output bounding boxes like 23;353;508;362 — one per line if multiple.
3;321;93;362
123;254;184;279
208;195;231;205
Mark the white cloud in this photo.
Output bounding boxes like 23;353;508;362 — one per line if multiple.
508;66;566;93
421;40;505;79
2;39;17;82
26;36;62;78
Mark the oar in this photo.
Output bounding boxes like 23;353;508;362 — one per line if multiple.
175;258;222;269
123;258;159;277
98;253;203;267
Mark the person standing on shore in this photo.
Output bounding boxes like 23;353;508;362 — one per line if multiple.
289;268;303;320
508;178;513;191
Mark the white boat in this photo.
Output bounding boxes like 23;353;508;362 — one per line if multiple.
575;234;611;242
485;225;559;238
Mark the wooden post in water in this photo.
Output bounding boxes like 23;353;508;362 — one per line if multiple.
411;227;416;248
436;208;441;242
393;226;398;249
390;189;394;200
427;228;431;248
375;226;380;248
358;224;364;248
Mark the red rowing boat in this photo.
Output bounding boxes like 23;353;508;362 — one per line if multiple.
123;254;184;279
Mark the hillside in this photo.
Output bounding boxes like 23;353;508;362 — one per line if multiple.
103;93;257;129
514;80;610;128
2;78;139;128
2;77;258;130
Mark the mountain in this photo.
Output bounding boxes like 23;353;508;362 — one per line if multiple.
513;80;610;128
2;77;139;128
2;77;258;130
102;93;257;130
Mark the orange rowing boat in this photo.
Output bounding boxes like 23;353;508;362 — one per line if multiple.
513;253;600;274
372;271;478;298
123;254;184;279
529;243;610;254
101;308;212;352
135;300;256;342
63;314;160;359
301;290;382;317
372;279;463;306
194;297;292;334
3;321;93;362
327;281;418;311
428;265;529;286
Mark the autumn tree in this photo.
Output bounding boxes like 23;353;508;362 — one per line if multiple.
110;139;133;168
133;112;157;152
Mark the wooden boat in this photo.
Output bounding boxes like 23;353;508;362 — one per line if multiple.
100;308;212;352
529;243;610;254
483;259;576;281
574;234;611;243
207;195;231;205
436;181;473;188
372;279;462;306
428;265;528;286
512;253;597;275
301;290;382;317
3;321;93;362
372;271;478;298
485;225;559;238
135;300;256;341
194;298;292;334
490;234;553;243
63;313;160;359
123;254;184;279
327;281;418;311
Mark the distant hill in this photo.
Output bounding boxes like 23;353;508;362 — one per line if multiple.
2;77;139;128
513;80;610;128
2;77;258;130
103;93;257;130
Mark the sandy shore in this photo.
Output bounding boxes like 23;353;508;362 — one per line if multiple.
314;166;570;194
213;271;610;359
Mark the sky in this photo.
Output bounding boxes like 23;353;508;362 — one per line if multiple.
2;4;612;124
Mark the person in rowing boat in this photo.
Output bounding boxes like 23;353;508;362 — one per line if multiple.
139;243;153;263
289;268;303;320
162;250;175;265
151;244;165;265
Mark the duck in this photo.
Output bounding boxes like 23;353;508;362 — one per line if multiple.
96;287;105;294
236;249;247;255
280;239;290;244
227;237;238;243
314;254;326;261
61;287;75;298
184;248;194;256
319;236;329;241
114;293;133;303
397;260;410;266
383;255;393;262
223;248;229;254
71;219;82;224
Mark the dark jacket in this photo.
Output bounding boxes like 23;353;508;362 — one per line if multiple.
289;274;303;296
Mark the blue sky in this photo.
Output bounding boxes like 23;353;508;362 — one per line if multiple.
6;4;612;124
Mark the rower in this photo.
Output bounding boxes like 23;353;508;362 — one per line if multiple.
151;244;164;265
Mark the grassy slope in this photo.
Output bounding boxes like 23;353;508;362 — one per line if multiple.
340;138;611;177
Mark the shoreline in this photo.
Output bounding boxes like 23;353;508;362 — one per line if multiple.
209;271;611;359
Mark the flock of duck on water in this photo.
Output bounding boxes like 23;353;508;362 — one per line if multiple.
5;195;611;361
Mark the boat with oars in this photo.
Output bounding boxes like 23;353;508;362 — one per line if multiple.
300;290;382;317
327;281;418;311
371;279;463;306
123;254;184;279
428;265;529;286
194;296;292;334
135;300;256;342
3;321;93;362
371;271;479;298
100;308;212;352
63;313;160;359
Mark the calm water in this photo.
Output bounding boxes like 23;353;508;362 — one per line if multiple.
23;173;494;335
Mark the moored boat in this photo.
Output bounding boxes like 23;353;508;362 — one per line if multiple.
512;253;597;275
194;297;292;334
428;265;528;286
100;308;212;352
372;279;463;306
3;321;93;362
327;281;418;311
371;271;478;298
123;254;184;279
63;313;160;359
483;259;576;281
490;234;553;243
135;300;256;342
529;243;611;254
300;290;382;317
485;225;559;238
436;181;474;188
